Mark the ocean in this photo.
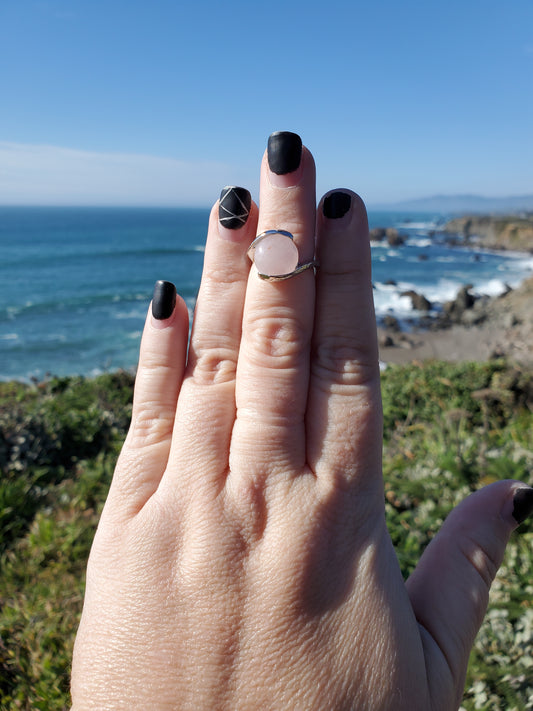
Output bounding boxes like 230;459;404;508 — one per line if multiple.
1;207;532;382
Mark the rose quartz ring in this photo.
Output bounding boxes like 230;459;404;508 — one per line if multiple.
247;230;318;281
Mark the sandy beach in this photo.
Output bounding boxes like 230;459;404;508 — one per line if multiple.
379;275;533;366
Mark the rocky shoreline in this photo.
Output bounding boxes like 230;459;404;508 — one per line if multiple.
378;276;533;365
442;214;533;252
377;214;533;366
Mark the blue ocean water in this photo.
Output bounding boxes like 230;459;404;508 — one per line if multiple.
1;207;532;381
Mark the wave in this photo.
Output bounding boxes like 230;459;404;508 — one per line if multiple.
497;255;533;273
374;268;533;320
472;279;512;297
374;278;477;317
405;237;433;248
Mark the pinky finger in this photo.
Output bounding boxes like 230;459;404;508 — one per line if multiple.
108;281;189;517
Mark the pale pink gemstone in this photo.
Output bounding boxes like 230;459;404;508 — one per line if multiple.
254;233;298;276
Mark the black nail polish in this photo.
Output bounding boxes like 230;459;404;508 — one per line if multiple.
219;186;252;230
152;280;176;320
512;488;533;525
323;192;351;219
267;131;302;175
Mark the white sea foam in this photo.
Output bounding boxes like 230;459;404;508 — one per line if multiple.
406;237;432;248
472;279;510;297
374;269;531;320
497;255;533;273
373;282;419;316
398;221;440;230
0;333;19;341
420;280;460;303
373;278;467;317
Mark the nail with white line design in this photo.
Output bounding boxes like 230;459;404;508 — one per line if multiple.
218;186;252;237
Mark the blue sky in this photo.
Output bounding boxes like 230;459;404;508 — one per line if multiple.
1;0;532;206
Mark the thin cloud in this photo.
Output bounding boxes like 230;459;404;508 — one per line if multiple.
0;142;234;206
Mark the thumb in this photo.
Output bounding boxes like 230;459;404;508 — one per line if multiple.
406;480;533;707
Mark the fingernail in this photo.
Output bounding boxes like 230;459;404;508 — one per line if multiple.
267;131;302;179
218;186;252;233
152;280;176;321
512;487;533;525
323;191;352;219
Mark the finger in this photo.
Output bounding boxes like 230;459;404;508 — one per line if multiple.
406;481;533;708
108;281;189;516
231;132;316;478
166;188;258;488
307;191;383;506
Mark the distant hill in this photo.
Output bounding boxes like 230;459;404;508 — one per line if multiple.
370;194;533;213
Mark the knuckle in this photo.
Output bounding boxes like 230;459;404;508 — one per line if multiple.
191;347;238;386
311;338;378;389
460;533;500;590
127;406;175;448
245;312;309;367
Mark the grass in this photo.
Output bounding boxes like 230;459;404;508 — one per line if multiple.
0;361;532;710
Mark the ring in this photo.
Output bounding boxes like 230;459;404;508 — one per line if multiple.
246;230;318;281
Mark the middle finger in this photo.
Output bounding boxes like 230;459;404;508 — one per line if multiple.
231;132;317;480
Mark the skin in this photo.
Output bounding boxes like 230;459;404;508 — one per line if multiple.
71;139;527;710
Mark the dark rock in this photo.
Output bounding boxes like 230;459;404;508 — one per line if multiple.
400;290;432;311
444;285;476;321
498;283;513;298
489;346;506;360
502;312;520;328
432;315;453;330
383;315;401;332
396;334;414;349
379;334;395;347
370;228;386;241
386;228;406;246
457;285;476;309
461;310;486;326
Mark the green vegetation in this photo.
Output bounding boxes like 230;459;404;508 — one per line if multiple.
1;362;532;710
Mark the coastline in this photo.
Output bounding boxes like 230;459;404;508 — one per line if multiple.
378;215;533;367
1;209;532;381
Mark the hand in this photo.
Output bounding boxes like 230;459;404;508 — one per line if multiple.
71;132;533;710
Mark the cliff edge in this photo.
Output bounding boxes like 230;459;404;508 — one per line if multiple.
443;215;533;251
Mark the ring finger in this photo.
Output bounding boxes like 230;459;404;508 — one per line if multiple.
164;187;258;492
